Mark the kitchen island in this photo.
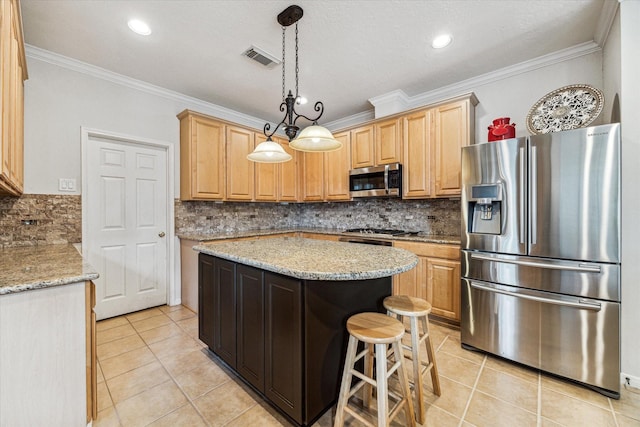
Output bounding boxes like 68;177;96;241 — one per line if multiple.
194;237;417;426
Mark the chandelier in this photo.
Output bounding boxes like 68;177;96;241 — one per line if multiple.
247;5;342;163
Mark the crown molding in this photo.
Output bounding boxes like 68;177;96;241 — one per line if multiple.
594;0;619;47
324;110;375;132
24;44;268;130
406;41;602;111
368;89;410;118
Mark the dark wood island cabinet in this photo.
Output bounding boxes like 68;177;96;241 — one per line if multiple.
195;238;417;426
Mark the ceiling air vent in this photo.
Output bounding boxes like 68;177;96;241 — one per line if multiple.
242;45;280;69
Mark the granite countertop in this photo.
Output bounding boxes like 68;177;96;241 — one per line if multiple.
194;237;418;281
178;228;461;245
0;244;99;295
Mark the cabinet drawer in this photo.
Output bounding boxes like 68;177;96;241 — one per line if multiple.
393;241;460;259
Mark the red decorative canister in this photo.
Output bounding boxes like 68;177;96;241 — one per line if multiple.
488;117;516;141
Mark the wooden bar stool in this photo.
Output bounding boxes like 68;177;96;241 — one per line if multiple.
334;312;416;427
383;295;441;424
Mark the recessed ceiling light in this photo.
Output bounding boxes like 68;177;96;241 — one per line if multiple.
296;96;308;105
432;34;452;49
127;19;151;36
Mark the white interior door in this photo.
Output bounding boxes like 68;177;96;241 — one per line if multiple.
85;133;169;320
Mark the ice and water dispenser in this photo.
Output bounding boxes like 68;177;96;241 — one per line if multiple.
467;184;502;235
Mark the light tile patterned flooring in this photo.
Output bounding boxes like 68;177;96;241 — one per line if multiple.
94;305;640;427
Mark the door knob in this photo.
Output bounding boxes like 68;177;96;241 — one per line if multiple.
158;232;166;238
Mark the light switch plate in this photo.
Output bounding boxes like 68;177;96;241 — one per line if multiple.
59;178;76;192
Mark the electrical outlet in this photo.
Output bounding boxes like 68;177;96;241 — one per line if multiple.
59;178;76;192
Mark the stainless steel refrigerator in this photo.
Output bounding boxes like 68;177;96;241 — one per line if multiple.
460;123;621;398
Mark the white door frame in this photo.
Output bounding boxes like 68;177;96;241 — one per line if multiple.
80;127;178;307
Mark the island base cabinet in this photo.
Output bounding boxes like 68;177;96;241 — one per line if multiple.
213;258;237;368
198;254;392;426
198;254;215;349
265;273;303;423
238;265;266;392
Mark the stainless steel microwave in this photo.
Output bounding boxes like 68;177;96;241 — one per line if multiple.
349;163;402;198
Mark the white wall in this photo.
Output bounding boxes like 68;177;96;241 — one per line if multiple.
619;0;640;387
470;52;603;143
24;58;179;195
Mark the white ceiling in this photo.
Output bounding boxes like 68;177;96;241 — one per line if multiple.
20;0;609;126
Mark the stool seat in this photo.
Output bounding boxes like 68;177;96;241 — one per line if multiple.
346;312;405;344
383;295;432;317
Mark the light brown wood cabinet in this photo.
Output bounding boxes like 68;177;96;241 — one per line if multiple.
403;109;432;198
393;240;461;323
0;0;27;196
350;119;402;170
402;94;477;199
324;131;351;201
226;126;255;201
298;232;341;241
277;138;299;202
374;117;402;166
434;99;474;196
179;111;226;201
350;125;375;168
300;131;351;202
254;136;300;202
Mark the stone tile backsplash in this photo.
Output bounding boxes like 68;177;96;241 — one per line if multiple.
0;194;81;248
175;198;461;236
0;194;460;248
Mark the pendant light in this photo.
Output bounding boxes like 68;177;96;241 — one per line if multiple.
248;5;341;163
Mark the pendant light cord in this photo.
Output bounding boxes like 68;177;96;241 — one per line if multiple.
281;26;286;102
295;22;299;99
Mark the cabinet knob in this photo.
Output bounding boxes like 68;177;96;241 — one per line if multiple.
158;232;166;238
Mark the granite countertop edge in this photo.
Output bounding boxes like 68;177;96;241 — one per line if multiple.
0;244;100;295
0;272;100;295
194;238;419;281
178;228;461;245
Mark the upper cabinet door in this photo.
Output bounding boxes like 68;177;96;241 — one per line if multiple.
374;118;402;166
226;126;255;201
350;125;374;169
254;135;278;202
324;131;351;201
300;151;324;201
0;0;27;196
179;113;226;200
403;109;432;199
434;99;472;196
277;138;299;202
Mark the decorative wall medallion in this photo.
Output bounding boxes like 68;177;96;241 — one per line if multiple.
526;84;604;134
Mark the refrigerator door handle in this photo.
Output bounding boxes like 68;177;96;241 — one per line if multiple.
530;145;537;245
470;281;602;311
470;253;602;273
519;146;526;244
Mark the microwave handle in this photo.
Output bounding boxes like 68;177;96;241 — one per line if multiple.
384;164;389;194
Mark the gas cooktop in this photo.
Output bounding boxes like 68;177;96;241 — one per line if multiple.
345;228;417;236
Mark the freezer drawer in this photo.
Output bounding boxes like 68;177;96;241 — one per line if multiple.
461;279;620;396
462;250;620;301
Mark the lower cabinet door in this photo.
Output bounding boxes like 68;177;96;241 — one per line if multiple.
264;273;302;423
213;258;237;368
236;265;265;391
198;254;215;349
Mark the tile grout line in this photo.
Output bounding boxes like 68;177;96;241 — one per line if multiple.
457;354;486;427
140;310;212;427
608;396;620;427
100;308;205;426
